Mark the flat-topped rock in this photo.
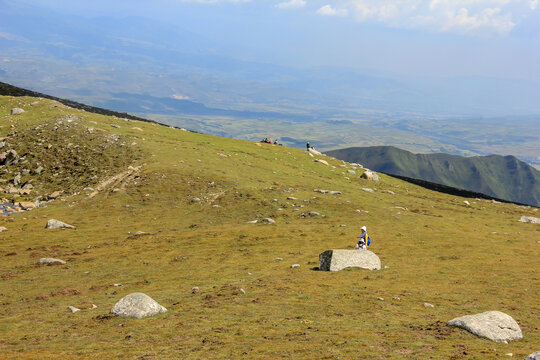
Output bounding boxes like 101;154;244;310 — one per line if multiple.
319;249;381;271
111;292;167;319
39;258;66;265
447;311;522;343
519;216;540;224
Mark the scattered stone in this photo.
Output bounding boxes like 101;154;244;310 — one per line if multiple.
46;219;76;229
111;124;121;129
384;190;395;195
361;188;375;193
261;218;276;224
347;170;356;175
191;197;201;203
308;211;320;217
377;297;385;301
132;127;143;131
314;189;341;195
308;148;323;156
110;292;167;319
274;257;284;261
526;351;540;360
1;150;19;165
424;302;435;308
13;174;21;186
315;159;329;166
0;227;7;232
464;200;471;206
113;284;123;287
39;258;66;265
447;311;523;343
48;190;63;199
319;249;382;271
68;306;80;313
191;287;201;294
287;196;297;200
34;166;44;174
246;220;258;224
21;183;34;190
361;171;380;181
291;264;300;269
11;108;25;115
18;201;36;210
519;216;540;224
239;288;246;295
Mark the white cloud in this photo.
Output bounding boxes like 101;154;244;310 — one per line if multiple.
317;4;349;16
276;0;306;9
334;0;534;35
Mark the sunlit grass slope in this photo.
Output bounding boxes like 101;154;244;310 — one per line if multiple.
0;95;539;359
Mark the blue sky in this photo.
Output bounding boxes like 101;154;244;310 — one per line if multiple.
7;0;540;81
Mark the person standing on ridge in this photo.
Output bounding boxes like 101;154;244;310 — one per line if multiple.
306;142;310;151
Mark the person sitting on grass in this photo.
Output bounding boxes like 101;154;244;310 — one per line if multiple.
355;226;369;250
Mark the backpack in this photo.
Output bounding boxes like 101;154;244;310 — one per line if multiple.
367;237;371;246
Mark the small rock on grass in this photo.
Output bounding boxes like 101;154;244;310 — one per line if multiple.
68;306;80;313
261;218;275;224
0;227;7;232
39;258;66;265
291;264;300;268
424;302;435;308
111;293;167;319
191;287;201;294
46;219;75;229
519;216;540;224
526;351;540;360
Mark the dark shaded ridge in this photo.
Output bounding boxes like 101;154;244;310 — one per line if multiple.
0;81;193;131
384;173;532;207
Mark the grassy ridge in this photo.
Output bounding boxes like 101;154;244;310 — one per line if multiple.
0;96;539;359
327;146;540;207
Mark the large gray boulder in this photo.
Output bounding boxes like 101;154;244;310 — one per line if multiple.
447;311;522;343
526;351;540;360
46;219;76;229
319;249;381;271
111;293;167;319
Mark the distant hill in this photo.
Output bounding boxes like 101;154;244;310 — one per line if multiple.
326;146;540;207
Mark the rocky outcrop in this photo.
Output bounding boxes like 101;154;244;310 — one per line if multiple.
111;293;167;319
319;249;381;271
45;219;76;229
361;171;380;181
526;351;540;360
447;311;522;343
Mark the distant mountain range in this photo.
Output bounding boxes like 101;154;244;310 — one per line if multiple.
326;146;540;207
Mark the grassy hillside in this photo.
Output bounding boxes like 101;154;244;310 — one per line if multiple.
0;96;539;359
327;146;540;207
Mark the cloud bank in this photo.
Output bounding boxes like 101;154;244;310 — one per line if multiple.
316;0;538;35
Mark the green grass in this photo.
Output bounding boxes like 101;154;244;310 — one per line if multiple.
0;96;539;359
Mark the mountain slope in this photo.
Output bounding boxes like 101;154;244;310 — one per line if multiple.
0;94;539;359
326;146;540;207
